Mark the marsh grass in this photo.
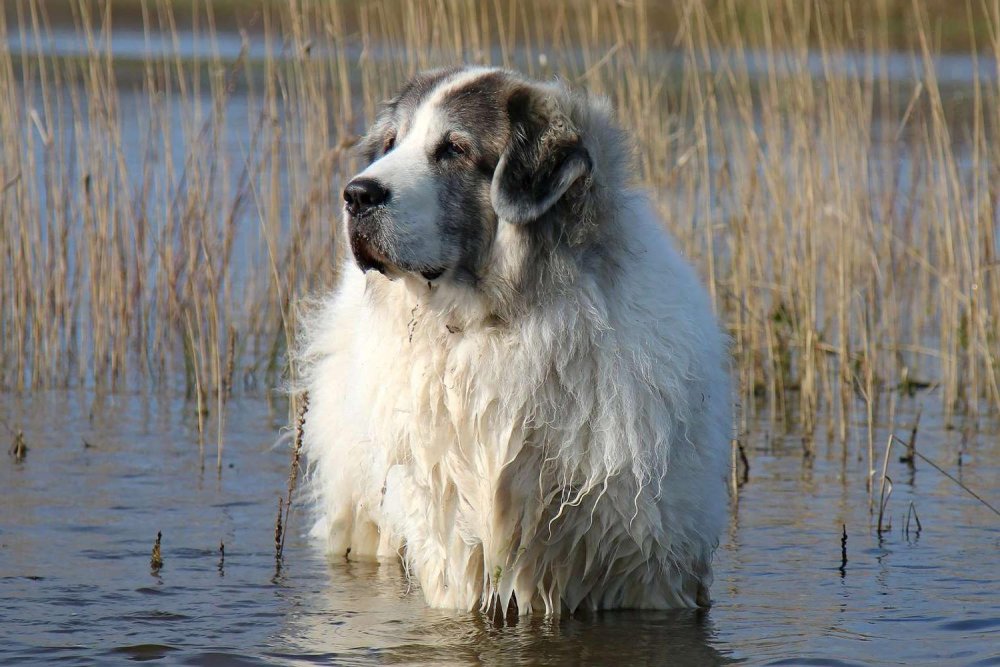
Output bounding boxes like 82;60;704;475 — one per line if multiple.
1;0;998;470
9;430;27;463
150;530;163;571
276;391;308;561
875;430;1000;535
877;434;895;532
904;501;922;536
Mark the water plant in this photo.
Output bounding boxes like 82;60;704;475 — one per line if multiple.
1;0;996;469
150;530;163;571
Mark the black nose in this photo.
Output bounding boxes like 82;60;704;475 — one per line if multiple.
343;177;389;216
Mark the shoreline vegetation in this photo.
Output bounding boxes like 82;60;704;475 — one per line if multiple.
2;0;998;471
4;0;997;54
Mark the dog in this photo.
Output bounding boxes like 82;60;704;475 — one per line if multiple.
297;66;731;615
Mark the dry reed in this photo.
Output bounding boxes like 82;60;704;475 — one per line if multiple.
9;430;27;462
1;0;997;470
276;391;308;562
150;530;163;571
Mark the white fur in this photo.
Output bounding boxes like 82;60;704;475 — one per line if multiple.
298;78;732;615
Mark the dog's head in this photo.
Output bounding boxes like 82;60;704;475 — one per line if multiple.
343;67;625;297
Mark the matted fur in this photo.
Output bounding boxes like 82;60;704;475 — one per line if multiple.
296;67;732;615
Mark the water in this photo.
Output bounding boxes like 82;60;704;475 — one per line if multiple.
3;9;1000;665
2;389;997;665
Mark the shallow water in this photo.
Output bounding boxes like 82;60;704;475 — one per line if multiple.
2;389;997;665
3;8;1000;664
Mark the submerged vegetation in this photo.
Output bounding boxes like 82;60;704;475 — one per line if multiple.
1;0;997;470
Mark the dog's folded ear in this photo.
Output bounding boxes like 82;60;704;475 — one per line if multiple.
491;85;593;224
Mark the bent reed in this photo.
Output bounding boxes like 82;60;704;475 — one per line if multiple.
1;0;997;454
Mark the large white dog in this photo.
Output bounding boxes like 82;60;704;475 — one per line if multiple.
297;66;731;616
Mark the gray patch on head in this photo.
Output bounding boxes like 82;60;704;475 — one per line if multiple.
435;71;511;158
357;67;464;165
427;70;516;283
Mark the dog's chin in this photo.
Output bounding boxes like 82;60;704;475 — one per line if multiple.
419;268;445;281
353;251;447;284
350;241;391;276
391;265;448;284
348;226;447;284
347;213;447;283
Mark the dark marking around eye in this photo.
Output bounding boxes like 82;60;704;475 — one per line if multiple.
435;136;469;162
383;133;396;153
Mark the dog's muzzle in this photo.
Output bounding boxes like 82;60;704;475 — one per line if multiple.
343;176;446;281
344;177;391;274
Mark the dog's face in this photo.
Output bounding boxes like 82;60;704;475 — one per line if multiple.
343;67;594;288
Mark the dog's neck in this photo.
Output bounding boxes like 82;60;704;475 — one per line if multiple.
364;271;505;337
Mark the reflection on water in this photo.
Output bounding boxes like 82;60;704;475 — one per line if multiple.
1;389;997;665
3;3;999;663
280;560;730;665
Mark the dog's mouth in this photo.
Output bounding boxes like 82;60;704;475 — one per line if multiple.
349;229;391;275
348;228;446;282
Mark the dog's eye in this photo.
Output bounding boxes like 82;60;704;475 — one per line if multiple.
436;137;467;161
383;134;396;153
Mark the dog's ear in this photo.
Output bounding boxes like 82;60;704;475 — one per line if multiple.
491;86;592;224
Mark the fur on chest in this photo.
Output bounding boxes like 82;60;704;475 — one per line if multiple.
350;275;688;501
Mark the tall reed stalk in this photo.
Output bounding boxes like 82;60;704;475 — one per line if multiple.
1;0;997;462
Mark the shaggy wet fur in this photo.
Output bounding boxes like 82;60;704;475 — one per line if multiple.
296;67;732;615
